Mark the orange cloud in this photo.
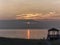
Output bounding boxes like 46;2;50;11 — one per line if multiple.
16;11;60;20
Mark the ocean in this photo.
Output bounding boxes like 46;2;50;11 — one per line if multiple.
0;29;48;39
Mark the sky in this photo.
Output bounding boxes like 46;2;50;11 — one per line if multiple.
0;0;60;20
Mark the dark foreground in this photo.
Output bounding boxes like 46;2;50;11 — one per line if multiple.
0;37;60;45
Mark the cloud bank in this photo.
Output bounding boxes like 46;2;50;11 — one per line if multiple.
16;11;60;20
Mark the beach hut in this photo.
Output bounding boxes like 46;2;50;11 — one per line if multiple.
47;28;60;40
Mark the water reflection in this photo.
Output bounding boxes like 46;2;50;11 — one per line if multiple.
0;29;48;39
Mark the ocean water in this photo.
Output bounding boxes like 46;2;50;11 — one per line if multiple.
0;29;48;39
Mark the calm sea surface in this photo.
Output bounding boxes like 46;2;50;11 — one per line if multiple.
0;29;48;39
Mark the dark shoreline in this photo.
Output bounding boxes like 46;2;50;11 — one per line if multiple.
0;37;47;45
0;37;60;45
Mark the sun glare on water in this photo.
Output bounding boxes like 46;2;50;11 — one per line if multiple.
27;29;30;39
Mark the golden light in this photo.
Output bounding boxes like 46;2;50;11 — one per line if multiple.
27;29;30;39
16;12;56;20
27;22;31;39
22;14;39;19
16;14;40;20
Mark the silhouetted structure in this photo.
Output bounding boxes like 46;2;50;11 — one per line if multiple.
47;28;60;40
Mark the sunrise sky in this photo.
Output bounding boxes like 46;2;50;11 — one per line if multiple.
0;0;60;20
0;0;60;39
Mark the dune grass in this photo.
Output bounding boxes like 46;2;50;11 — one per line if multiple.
51;39;60;45
0;37;60;45
0;37;47;45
